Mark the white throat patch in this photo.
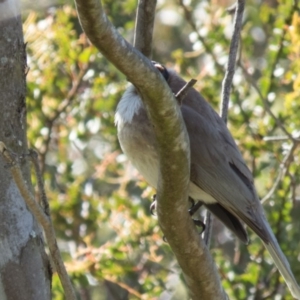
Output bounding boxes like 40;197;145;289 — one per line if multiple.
115;85;143;129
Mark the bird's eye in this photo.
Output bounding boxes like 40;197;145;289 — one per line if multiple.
152;61;169;81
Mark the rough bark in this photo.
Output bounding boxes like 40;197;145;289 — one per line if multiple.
0;1;51;299
74;0;226;299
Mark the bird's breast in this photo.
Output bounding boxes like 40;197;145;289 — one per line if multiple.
117;113;159;189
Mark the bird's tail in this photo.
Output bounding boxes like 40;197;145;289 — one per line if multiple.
262;222;300;299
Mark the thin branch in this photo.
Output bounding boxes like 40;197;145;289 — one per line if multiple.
50;62;89;122
221;0;245;123
239;63;294;140
202;1;245;248
262;142;299;204
237;2;300;207
0;142;77;300
266;0;299;96
29;149;50;216
234;90;256;137
40;62;89;174
237;3;299;144
179;0;230;249
288;170;298;205
262;167;284;204
178;0;224;73
133;0;157;58
105;277;143;299
263;136;290;142
74;1;226;299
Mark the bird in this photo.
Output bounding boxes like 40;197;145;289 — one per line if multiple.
115;61;300;299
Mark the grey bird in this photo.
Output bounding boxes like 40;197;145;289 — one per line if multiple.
115;62;300;299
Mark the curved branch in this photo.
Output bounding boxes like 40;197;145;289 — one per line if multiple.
74;1;226;299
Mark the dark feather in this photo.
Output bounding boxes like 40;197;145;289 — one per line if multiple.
205;203;249;244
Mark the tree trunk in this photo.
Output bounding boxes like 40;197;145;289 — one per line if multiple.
0;1;51;299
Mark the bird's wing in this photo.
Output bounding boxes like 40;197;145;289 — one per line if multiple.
205;203;249;243
167;70;300;298
180;104;269;242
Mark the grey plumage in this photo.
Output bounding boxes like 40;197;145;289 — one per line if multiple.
115;65;300;299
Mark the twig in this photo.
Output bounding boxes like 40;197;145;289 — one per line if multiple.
40;62;89;174
239;63;294;140
234;90;256;137
263;136;289;142
0;142;77;300
133;0;157;58
288;170;297;205
266;1;298;96
175;79;197;105
178;0;224;73
262;142;299;203
105;277;143;299
50;63;89;122
202;0;245;248
237;3;299;143
221;0;245;123
238;3;299;207
29;149;50;216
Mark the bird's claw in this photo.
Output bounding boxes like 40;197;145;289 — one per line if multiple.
189;198;203;216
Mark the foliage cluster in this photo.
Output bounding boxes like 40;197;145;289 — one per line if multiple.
24;0;300;299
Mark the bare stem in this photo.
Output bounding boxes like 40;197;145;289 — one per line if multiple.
239;62;294;140
0;142;77;300
29;149;50;216
178;0;224;73
262;142;299;204
221;0;245;123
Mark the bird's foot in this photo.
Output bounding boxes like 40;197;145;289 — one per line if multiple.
189;198;205;233
188;198;202;216
150;195;205;234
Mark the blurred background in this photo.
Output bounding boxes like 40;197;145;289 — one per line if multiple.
23;0;300;299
